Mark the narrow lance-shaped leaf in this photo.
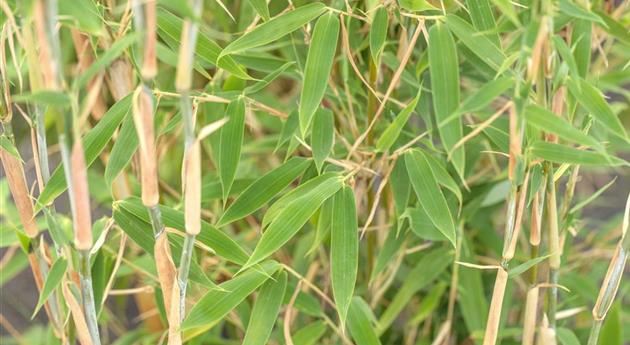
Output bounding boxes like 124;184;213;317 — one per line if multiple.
524;105;603;150
262;172;339;228
377;249;452;334
347;297;383;345
444;14;506;72
244;174;343;270
311;108;334;173
182;261;280;330
465;0;500;46
220;3;327;58
428;23;465;178
76;33;139;89
369;7;388;62
404;150;456;247
567;78;628;140
330;186;358;327
376;87;421;152
219;97;246;201
37;95;132;209
299;12;340;136
218;157;312;226
32;258;67;318
529;142;628;166
242;271;287;345
248;0;270;21
104;114;138;185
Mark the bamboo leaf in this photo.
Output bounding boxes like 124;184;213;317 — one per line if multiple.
218;157;311;226
0;136;22;161
376;87;421;152
32;257;67;318
13;91;70;107
76;33;139;89
248;0;270;21
508;253;553;278
114;198;250;264
377;249;452;334
299;12;340;136
557;328;581;345
244;61;295;95
292;321;327;345
405;150;456;247
428;22;465;177
311;108;334;173
330;186;358;327
262;172;340;228
37;95;132;209
444;15;506;72
529;142;628;166
567;78;628;140
242;271;287;345
244;174;343;270
465;0;500;46
182;261;280;330
59;0;103;35
369;7;388;62
399;0;438;11
157;8;250;80
558;0;606;26
104;114;138;186
220;3;327;58
348;297;383;345
524;105;602;150
219;97;246;200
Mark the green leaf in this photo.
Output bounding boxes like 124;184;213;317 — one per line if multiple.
114;198;249;264
405;150;456;247
422;152;462;207
311;108;334;172
567;78;627;140
219;97;246;201
299;12;340;136
594;10;630;46
330;186;358;327
59;0;103;35
104;113;138;186
262;172;339;228
453;77;512;120
376;249;452;334
76;33;139;89
465;0;500;46
524;105;602;150
220;3;327;58
244;61;295;95
557;328;581;345
407;282;447;325
242;271;287;345
182;261;280;330
292;321;327;345
218;157;311;226
37;95;132;209
558;0;606;26
508;253;553;278
529;142;627;166
248;0;270;21
32;257;67;318
369;7;388;62
570;177;616;214
399;0;438;11
347;297;383;345
202;178;253;202
444;14;506;72
428;22;465;177
244;174;343;270
13;91;70;107
405;207;450;242
156;9;250;80
599;302;622;345
376;87;421;152
0;136;22;161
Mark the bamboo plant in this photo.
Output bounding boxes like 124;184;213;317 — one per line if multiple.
1;0;629;345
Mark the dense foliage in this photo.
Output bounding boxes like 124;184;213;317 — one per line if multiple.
1;0;629;344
